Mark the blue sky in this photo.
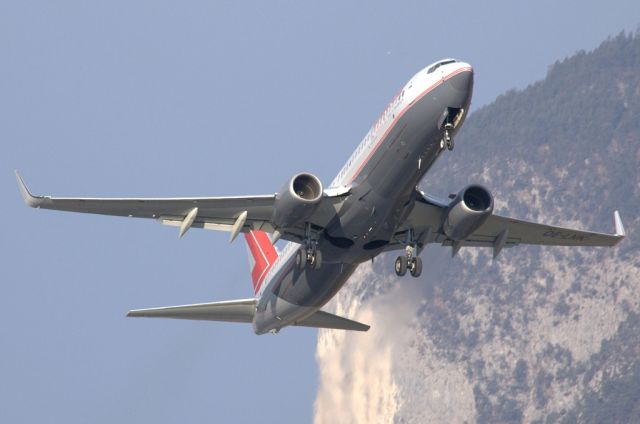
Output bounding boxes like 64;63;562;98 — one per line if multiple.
2;1;639;422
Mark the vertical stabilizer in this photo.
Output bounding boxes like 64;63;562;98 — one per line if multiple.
244;230;278;295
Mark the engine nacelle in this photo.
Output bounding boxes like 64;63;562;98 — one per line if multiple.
272;173;324;228
443;185;494;241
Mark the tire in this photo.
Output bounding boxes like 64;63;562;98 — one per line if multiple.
296;248;307;269
313;250;322;269
395;256;407;276
410;256;422;278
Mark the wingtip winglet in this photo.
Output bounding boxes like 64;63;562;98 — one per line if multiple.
614;210;626;239
14;170;42;208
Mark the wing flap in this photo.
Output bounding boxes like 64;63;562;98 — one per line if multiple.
127;299;257;323
294;310;370;332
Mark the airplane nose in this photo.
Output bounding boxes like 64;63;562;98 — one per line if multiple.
448;67;474;93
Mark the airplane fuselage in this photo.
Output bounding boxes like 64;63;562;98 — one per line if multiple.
254;60;474;334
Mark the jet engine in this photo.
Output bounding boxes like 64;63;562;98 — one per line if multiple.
443;185;493;241
272;172;324;228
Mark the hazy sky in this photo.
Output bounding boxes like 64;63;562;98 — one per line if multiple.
2;1;639;422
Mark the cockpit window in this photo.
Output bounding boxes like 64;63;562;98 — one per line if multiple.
427;59;457;74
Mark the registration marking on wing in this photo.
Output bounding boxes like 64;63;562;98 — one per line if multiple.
542;230;590;241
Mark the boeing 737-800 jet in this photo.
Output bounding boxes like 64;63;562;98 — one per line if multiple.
16;59;626;334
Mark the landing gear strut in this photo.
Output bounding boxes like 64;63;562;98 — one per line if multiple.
297;222;322;270
441;123;454;151
394;229;422;278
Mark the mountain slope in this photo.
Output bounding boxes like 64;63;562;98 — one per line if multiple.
315;32;640;424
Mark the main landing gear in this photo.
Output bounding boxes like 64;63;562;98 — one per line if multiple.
296;222;322;270
394;230;422;278
395;251;422;277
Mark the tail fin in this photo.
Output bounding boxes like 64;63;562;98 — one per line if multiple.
244;230;278;295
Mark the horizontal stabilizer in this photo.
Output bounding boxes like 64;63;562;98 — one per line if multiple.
127;298;256;323
294;310;370;332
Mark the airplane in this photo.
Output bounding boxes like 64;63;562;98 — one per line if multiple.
16;58;626;334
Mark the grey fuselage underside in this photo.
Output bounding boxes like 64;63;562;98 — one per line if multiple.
254;69;473;334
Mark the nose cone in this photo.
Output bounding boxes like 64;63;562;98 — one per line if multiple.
448;64;474;93
446;63;474;108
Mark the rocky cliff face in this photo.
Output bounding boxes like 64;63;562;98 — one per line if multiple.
314;33;640;424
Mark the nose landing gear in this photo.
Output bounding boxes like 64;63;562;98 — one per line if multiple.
439;106;464;151
440;123;454;151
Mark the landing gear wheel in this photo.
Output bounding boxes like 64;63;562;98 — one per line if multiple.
446;137;454;151
395;256;408;276
296;248;306;269
439;138;445;149
300;221;321;270
410;256;422;278
312;250;322;270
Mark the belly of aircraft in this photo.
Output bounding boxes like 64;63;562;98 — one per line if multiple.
253;261;358;334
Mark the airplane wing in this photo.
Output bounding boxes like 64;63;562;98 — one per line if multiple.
390;190;625;257
15;171;342;242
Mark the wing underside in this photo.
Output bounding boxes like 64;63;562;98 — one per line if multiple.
388;190;625;256
15;171;342;243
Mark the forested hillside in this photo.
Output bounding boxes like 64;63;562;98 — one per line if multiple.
315;32;640;424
